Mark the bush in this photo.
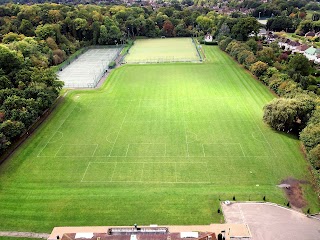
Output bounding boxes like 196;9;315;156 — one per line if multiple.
218;37;232;51
307;85;318;92
263;96;316;133
309;144;320;170
108;61;116;69
250;61;268;77
300;123;320;151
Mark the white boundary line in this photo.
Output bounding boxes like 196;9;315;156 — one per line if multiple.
92;144;99;157
36;104;77;157
54;145;63;157
202;144;206;157
105;131;117;143
182;101;190;157
110;162;117;182
108;103;131;156
48;131;64;143
81;162;91;182
239;143;246;157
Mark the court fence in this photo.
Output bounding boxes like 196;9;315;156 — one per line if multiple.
60;45;124;89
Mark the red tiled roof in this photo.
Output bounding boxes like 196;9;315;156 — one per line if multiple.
61;232;217;240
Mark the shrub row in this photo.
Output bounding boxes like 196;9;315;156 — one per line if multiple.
219;38;320;194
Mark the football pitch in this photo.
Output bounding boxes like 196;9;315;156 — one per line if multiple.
124;38;201;63
0;46;318;233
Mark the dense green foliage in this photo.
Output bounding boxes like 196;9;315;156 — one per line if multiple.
218;22;320;194
0;43;63;154
0;46;318;233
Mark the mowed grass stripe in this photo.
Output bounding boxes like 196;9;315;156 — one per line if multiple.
0;46;318;233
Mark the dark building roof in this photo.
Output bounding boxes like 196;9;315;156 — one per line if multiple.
61;231;217;240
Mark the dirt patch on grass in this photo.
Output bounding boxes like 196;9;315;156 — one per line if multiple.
280;177;308;208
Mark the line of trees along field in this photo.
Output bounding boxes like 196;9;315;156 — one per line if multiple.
218;35;320;195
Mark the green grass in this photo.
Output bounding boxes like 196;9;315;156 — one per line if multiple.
124;38;200;63
0;46;319;233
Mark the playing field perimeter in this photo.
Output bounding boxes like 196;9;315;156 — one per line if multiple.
124;38;201;63
0;46;318;233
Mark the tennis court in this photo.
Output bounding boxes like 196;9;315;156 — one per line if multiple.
58;47;121;88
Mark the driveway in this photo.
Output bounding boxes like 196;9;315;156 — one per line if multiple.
222;202;320;240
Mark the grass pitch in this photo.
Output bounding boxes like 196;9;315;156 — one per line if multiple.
124;38;201;63
0;46;318;233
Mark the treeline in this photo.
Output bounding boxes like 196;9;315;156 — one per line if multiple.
218;36;320;192
0;44;63;153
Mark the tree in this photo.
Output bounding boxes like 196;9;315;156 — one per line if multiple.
288;54;311;76
300;124;320;151
218;37;232;51
0;120;24;139
250;61;268;77
2;32;25;43
244;52;257;69
196;16;214;33
0;132;10;152
0;45;23;76
263;96;316;133
246;39;258;54
309;144;320;170
266;16;294;32
162;20;175;37
0;69;13;90
98;25;108;45
18;19;34;36
257;47;276;65
35;24;57;40
231;17;260;41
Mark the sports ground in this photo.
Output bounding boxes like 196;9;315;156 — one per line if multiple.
0;39;318;233
58;47;121;88
124;38;201;63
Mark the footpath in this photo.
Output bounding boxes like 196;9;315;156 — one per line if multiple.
0;231;49;239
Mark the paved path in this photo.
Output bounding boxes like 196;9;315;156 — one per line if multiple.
0;231;49;239
222;202;320;240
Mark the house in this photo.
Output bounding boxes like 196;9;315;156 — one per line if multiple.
293;44;309;54
266;32;277;43
305;31;316;38
304;46;319;61
287;40;301;51
257;28;267;37
278;38;292;50
204;34;213;42
55;230;217;240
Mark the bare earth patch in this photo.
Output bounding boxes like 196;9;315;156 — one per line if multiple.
280;177;308;208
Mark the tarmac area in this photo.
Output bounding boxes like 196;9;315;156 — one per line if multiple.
222;202;320;240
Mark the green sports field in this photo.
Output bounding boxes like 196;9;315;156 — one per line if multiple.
0;46;318;233
124;38;201;63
